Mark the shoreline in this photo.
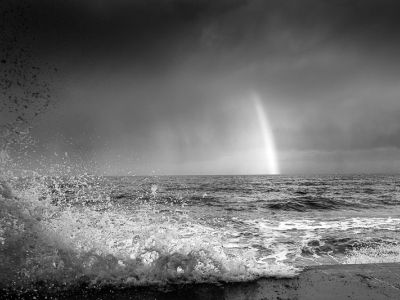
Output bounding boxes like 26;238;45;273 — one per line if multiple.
2;263;400;299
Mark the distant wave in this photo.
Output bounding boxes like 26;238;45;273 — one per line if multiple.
109;192;400;212
264;196;362;211
264;195;400;211
302;237;399;256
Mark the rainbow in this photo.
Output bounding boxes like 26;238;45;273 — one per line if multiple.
253;93;280;175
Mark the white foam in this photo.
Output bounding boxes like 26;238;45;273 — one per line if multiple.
0;179;298;288
345;243;400;264
251;217;400;233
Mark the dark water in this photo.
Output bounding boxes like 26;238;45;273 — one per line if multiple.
1;174;400;293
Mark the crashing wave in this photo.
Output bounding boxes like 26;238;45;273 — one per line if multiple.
0;176;297;292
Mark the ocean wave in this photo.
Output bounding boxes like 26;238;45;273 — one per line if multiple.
2;175;400;292
0;177;297;292
263;195;399;211
245;217;400;265
301;237;398;257
38;175;400;213
264;196;350;211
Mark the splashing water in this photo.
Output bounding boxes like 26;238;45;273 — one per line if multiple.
2;171;400;296
0;175;299;293
0;4;290;294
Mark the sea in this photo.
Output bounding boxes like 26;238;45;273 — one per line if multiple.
1;174;400;295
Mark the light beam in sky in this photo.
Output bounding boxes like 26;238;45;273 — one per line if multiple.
252;93;280;175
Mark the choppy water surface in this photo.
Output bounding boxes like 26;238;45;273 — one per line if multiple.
1;174;400;292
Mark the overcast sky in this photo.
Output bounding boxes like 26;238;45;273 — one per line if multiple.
2;0;400;175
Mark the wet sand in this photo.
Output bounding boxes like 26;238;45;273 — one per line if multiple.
2;263;400;299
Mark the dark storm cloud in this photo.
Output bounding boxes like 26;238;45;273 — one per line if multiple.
8;0;400;68
8;0;247;70
3;0;400;174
